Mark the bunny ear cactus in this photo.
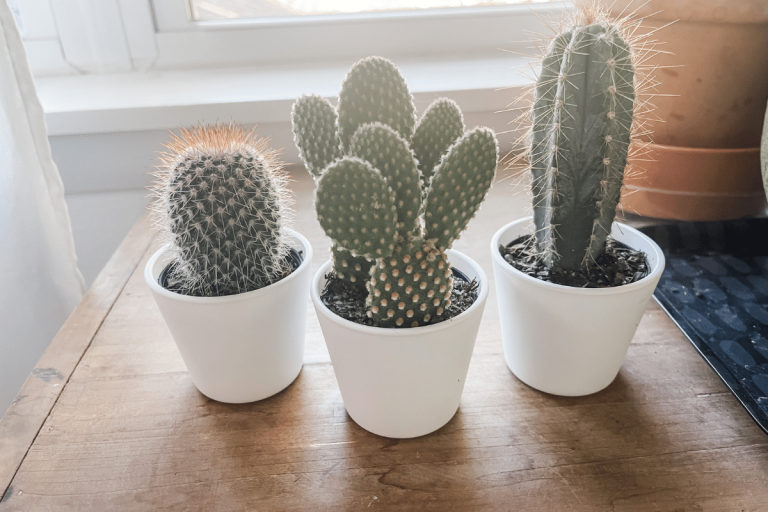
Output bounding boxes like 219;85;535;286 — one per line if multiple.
152;123;293;297
293;56;498;326
316;124;498;328
530;9;636;271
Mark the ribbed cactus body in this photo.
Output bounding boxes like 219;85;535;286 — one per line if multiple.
295;56;499;327
365;237;453;328
291;94;341;178
155;125;291;297
532;23;634;270
412;98;465;184
337;56;416;152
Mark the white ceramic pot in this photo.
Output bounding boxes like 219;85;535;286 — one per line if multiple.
145;230;313;403
490;218;665;396
311;249;488;439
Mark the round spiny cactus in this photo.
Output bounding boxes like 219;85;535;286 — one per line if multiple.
152;123;293;297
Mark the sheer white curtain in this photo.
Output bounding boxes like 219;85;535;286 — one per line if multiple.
0;1;85;414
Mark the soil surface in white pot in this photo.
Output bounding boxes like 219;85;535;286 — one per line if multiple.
500;235;649;288
320;269;478;327
158;249;304;297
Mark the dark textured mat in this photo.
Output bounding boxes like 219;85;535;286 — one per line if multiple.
640;219;768;434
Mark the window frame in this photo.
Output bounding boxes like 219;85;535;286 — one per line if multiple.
149;0;568;70
20;0;568;76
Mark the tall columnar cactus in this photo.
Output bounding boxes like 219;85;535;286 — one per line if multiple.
530;13;635;271
152;123;293;297
293;56;497;328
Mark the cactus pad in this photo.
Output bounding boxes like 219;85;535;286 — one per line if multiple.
332;244;373;286
291;94;341;178
412;98;465;184
365;237;453;328
348;122;422;234
337;56;416;152
424;127;498;249
315;157;398;259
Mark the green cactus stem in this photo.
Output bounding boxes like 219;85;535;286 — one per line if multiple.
412;98;465;185
531;19;635;271
152;123;293;297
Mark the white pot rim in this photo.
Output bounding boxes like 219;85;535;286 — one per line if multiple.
490;217;665;296
145;228;313;304
310;248;488;337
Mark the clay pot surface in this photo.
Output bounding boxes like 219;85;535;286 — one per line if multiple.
579;0;768;219
621;143;767;221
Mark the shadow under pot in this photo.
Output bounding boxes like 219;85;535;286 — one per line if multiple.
490;218;665;397
144;229;313;403
311;249;488;439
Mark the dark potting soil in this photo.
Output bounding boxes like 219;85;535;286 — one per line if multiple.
321;268;479;327
158;248;303;297
500;235;649;288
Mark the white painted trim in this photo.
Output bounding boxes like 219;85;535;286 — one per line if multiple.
150;2;569;69
118;0;159;71
50;0;132;73
36;54;530;136
22;39;75;76
153;0;194;32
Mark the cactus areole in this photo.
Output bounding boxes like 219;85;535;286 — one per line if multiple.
530;16;635;272
292;56;498;328
152;123;294;297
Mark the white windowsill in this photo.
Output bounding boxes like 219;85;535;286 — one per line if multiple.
35;54;532;136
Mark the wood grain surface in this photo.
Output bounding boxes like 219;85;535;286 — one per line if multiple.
1;167;766;511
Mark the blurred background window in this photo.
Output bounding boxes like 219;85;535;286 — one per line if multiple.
189;0;551;21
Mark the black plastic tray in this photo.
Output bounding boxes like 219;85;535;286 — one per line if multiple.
640;219;768;434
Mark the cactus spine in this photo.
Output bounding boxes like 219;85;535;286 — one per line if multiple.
531;13;635;271
295;56;498;327
152;123;293;297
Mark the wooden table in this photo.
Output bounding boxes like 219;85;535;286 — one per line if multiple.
2;168;767;511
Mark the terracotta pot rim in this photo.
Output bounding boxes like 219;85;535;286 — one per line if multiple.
643;143;760;155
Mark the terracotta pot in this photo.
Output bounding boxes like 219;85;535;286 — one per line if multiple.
584;0;768;219
621;143;767;221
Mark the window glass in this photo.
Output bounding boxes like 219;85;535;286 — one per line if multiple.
189;0;553;21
